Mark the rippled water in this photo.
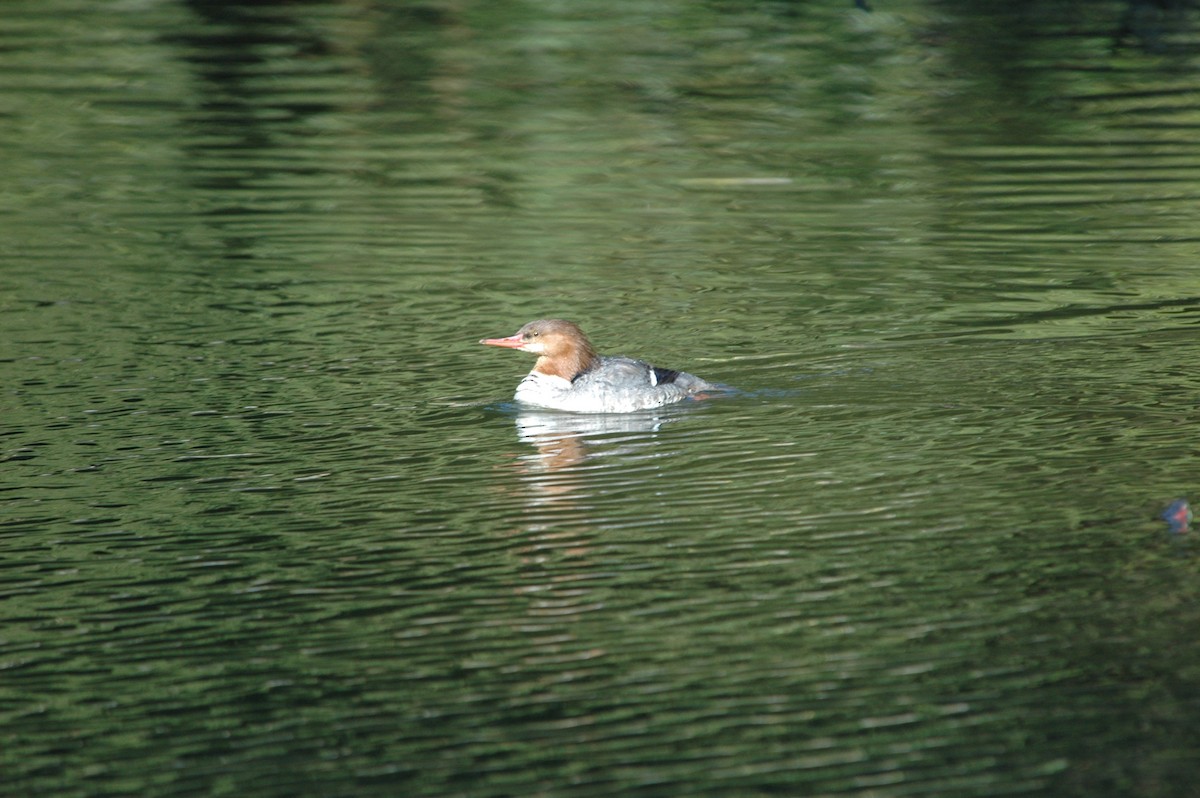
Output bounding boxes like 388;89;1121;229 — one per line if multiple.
4;1;1200;795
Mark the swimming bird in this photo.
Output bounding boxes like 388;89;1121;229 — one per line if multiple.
480;319;719;413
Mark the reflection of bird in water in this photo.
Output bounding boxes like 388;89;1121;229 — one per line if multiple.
481;319;724;413
513;408;671;471
503;409;677;566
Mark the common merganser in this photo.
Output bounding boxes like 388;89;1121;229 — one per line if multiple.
480;319;719;413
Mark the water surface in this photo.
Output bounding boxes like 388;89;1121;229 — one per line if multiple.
3;1;1200;795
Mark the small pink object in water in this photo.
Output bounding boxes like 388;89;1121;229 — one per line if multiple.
1162;499;1191;535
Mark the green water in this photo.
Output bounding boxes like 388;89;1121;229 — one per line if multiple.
3;1;1200;795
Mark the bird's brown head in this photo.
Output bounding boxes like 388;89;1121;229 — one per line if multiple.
480;319;598;380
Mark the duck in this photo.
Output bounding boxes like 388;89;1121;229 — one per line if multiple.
480;319;719;413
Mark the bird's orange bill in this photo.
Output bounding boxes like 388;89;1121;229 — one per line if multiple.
480;332;524;348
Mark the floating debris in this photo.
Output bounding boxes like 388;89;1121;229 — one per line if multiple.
1162;499;1191;535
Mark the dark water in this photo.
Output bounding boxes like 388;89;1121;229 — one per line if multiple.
4;1;1200;795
